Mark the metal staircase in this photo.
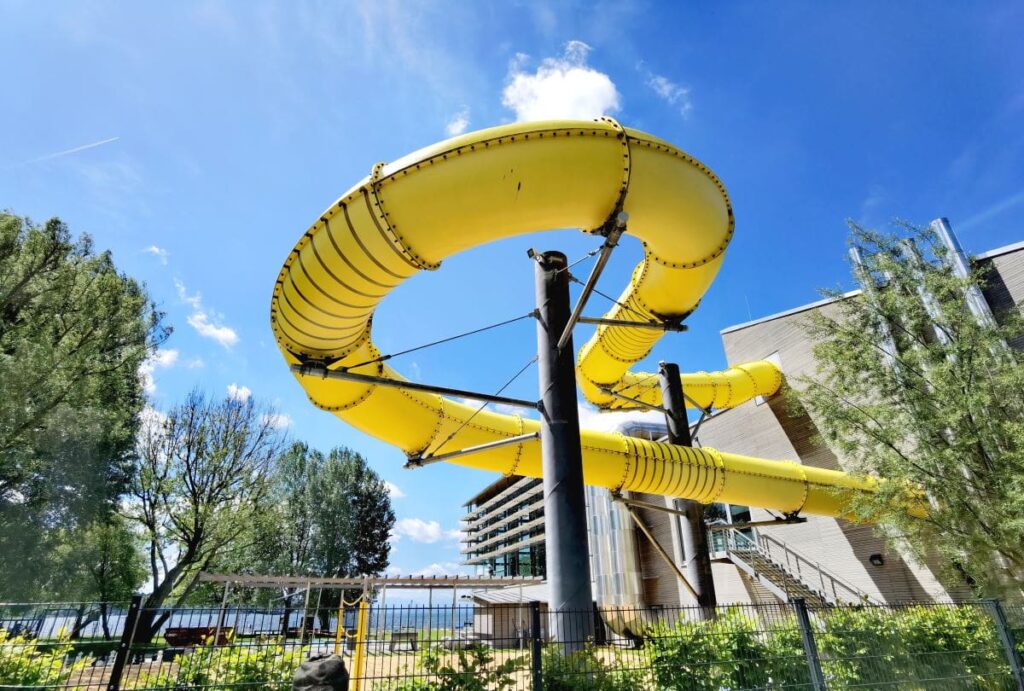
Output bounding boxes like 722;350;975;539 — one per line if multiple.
717;527;879;606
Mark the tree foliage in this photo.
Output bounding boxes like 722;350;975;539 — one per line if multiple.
0;212;166;599
126;391;288;641
797;221;1024;595
227;442;395;610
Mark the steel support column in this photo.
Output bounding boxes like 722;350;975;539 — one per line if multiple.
659;361;718;617
534;250;595;652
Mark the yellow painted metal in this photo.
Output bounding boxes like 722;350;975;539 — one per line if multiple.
351;599;369;691
271;118;893;520
333;600;343;656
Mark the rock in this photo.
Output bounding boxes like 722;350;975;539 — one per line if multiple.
293;653;349;691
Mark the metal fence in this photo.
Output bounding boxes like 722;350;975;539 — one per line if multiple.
1;597;1022;689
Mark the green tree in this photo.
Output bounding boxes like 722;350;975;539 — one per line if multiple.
232;443;394;621
0;212;166;599
53;515;146;638
126;391;288;643
797;221;1024;595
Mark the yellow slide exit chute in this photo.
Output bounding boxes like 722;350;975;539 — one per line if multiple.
271;118;877;519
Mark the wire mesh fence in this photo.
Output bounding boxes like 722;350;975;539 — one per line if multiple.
1;597;1022;689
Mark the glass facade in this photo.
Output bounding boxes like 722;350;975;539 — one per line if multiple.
461;477;546;578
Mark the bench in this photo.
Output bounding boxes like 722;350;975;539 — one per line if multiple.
389;630;418;652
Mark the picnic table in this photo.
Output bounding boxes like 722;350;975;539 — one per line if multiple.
164;626;233;647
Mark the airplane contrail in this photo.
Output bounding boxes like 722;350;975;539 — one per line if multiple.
959;189;1024;231
19;136;120;165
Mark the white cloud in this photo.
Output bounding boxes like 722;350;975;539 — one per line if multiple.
138;348;179;394
393;518;461;544
412;562;468;578
175;279;239;348
144;245;169;265
152;349;180;368
227;383;252;402
183;357;205;369
645;73;692;117
445;107;470;136
174;279;202;310
384;481;406;499
186;312;238;349
502;40;620;122
577;402;665;434
139;404;169;435
262;413;292;430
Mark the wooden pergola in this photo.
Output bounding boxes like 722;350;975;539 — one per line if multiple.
199;572;542;590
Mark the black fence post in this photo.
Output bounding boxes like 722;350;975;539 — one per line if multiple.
530;601;543;691
107;594;143;691
792;598;827;691
986;599;1024;691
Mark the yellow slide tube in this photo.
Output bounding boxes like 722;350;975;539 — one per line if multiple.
271;118;878;519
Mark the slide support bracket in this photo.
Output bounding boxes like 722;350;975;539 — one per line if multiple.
406;432;540;468
292;364;538;411
556;212;628;352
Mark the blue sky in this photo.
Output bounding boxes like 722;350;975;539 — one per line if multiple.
3;1;1023;585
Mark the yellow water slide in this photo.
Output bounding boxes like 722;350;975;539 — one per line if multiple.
271;118;876;519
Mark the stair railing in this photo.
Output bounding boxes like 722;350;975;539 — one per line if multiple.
721;526;877;605
722;527;801;602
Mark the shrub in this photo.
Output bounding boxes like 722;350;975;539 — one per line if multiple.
541;643;646;691
818;605;1009;688
0;629;88;686
646;608;807;690
127;639;307;690
374;644;525;691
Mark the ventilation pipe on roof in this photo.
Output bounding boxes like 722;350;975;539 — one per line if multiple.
931;217;999;329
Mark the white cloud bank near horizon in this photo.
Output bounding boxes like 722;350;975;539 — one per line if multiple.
502;40;620;122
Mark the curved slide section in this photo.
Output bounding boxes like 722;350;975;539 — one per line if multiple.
271;118;881;519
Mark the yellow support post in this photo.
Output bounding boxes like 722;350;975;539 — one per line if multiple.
350;599;370;691
333;600;344;656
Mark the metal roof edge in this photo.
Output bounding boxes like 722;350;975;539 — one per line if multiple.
719;239;1024;336
974;240;1024;262
720;289;862;335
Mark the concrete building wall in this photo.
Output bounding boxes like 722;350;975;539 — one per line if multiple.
979;244;1024;349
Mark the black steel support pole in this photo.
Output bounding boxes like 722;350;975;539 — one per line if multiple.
535;250;595;653
659;361;718;617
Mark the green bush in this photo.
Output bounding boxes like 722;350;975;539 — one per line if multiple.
127;639;307;690
374;644;525;691
0;629;88;686
541;643;646;691
818;605;1009;689
646;608;807;690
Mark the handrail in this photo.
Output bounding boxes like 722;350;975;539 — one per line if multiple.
720;526;876;605
755;530;876;605
724;528;813;602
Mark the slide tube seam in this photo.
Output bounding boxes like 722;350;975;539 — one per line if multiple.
367;163;440;272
